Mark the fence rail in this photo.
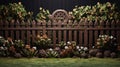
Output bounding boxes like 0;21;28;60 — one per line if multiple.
0;9;120;48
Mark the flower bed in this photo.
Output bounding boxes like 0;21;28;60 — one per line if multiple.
0;34;119;58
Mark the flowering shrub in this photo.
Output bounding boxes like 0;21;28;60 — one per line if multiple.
59;41;76;57
75;46;88;53
96;35;118;51
34;34;52;49
0;5;9;21
20;45;37;58
0;2;34;22
0;46;9;57
14;40;24;48
36;7;50;22
46;48;59;58
59;41;76;49
0;35;119;58
0;37;14;57
73;46;89;58
70;2;120;22
0;2;27;22
58;41;66;49
8;2;27;21
0;36;5;46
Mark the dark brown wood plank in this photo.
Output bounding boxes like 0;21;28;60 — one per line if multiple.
74;30;77;42
58;30;62;43
94;30;98;47
79;31;83;46
27;30;31;44
53;30;56;47
84;30;88;47
63;30;67;42
89;30;93;48
69;30;72;41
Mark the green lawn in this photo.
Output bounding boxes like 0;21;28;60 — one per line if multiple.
0;58;120;67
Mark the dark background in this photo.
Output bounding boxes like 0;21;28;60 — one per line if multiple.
0;0;120;16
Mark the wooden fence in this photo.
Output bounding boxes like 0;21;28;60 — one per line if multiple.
0;9;120;48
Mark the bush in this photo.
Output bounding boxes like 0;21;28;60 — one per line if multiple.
20;45;38;58
70;2;120;22
34;34;52;49
0;36;5;46
96;35;118;51
46;48;59;58
36;7;50;22
0;2;34;22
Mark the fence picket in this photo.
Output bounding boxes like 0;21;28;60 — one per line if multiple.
58;21;62;42
68;21;72;41
88;21;93;48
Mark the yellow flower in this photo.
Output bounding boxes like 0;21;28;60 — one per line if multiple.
37;34;41;39
25;45;30;49
43;34;48;39
97;42;100;45
30;48;35;53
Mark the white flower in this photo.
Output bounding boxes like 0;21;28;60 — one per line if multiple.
11;42;14;45
99;35;102;37
102;38;105;40
64;43;67;46
76;46;79;49
69;12;72;15
0;46;4;50
5;40;9;43
0;36;3;39
84;47;88;51
48;39;51;41
80;46;84;49
102;35;104;38
4;47;8;50
78;49;81;51
97;42;100;45
49;48;53;51
65;46;69;49
73;8;76;11
18;40;21;42
32;46;37;50
40;7;42;10
110;36;113;39
92;46;95;48
67;41;71;45
105;35;108;38
114;38;116;40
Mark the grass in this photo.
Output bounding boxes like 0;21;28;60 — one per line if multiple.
0;58;120;67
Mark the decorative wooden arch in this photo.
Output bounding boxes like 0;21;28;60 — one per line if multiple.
49;9;71;22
